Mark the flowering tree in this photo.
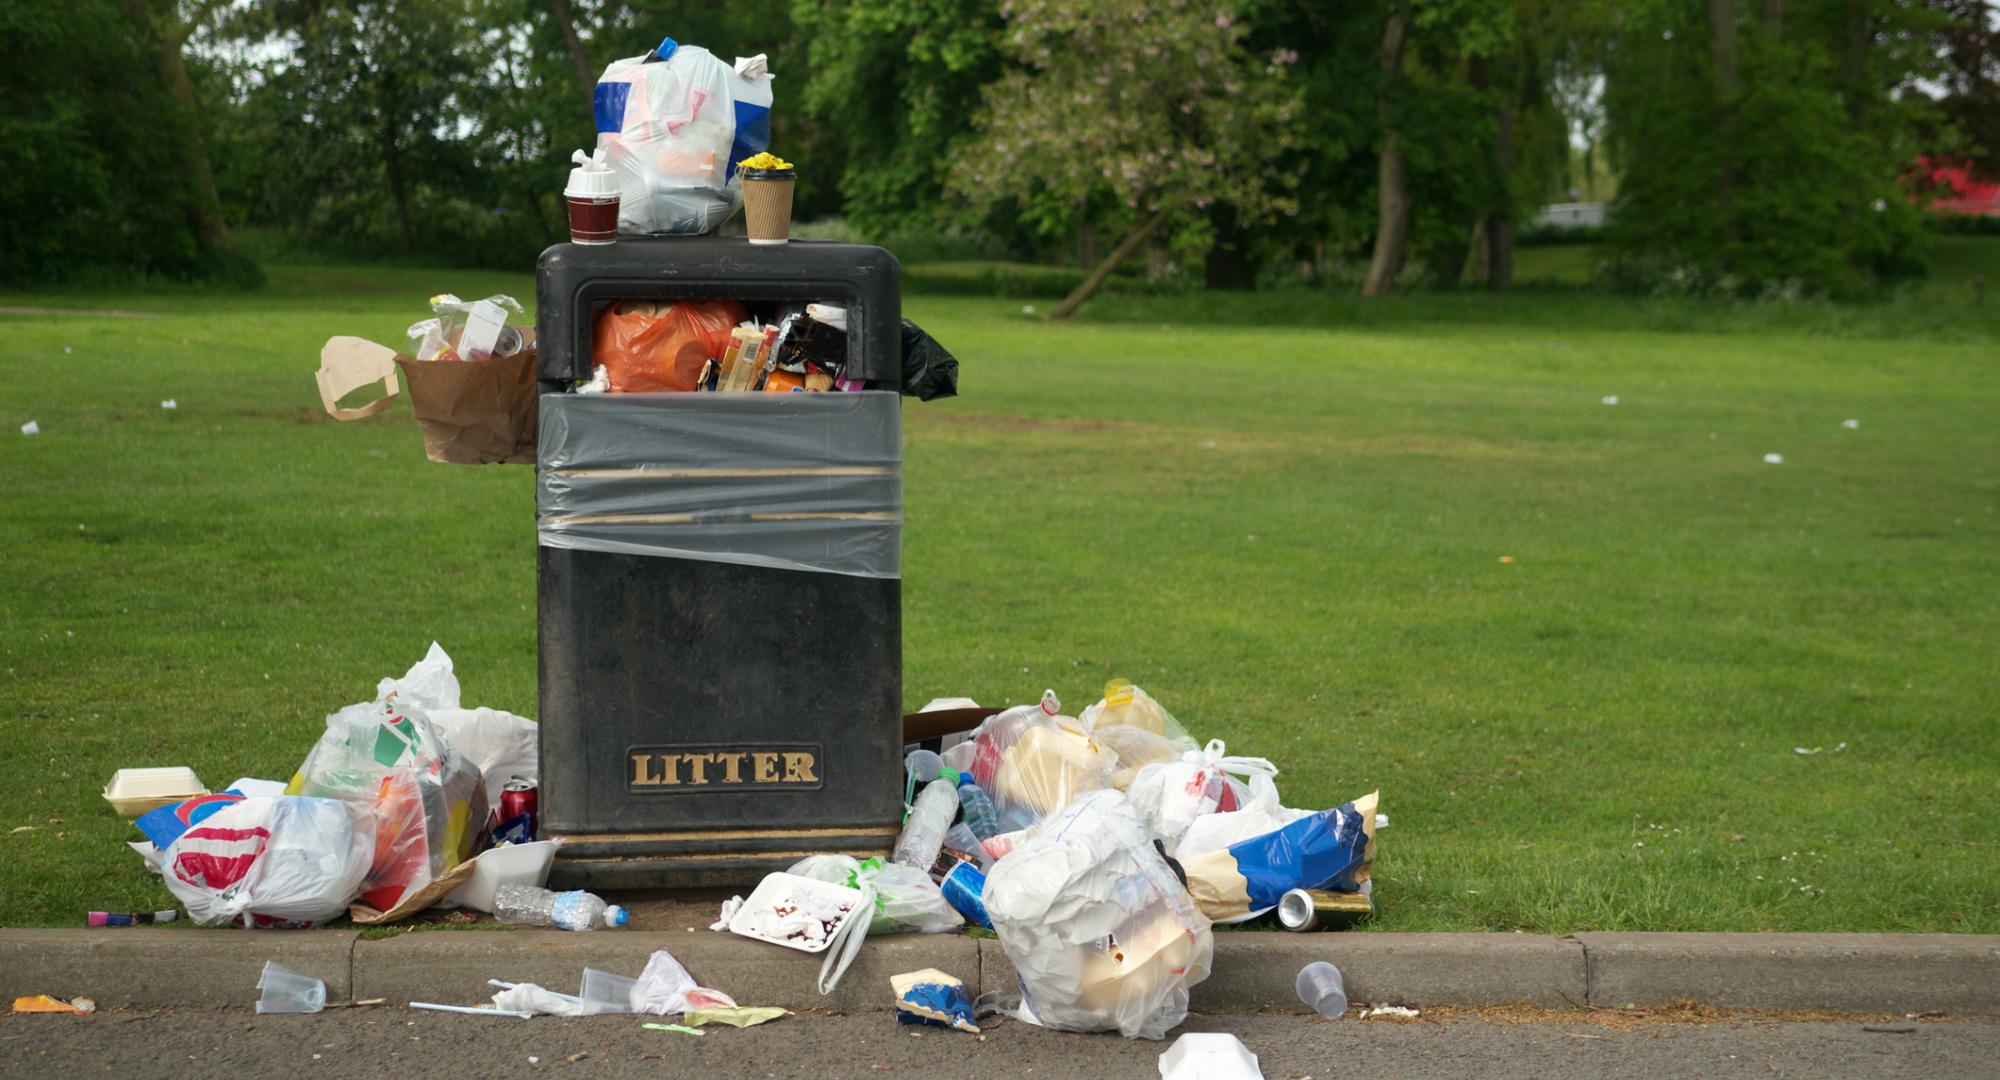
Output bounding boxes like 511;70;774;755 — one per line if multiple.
950;0;1303;317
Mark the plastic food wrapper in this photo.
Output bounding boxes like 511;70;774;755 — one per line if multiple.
1178;792;1378;924
684;1004;784;1032
538;392;901;579
984;789;1213;1041
770;310;848;381
163;796;375;927
632;948;738;1015
286;700;488;913
1079;679;1198;789
593;298;748;393
788;855;963;935
407;294;526;364
1127;740;1278;855
891;969;980;1034
593;39;772;235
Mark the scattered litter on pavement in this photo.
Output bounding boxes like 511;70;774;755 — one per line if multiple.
642;1022;706;1036
255;961;326;1014
709;895;744;931
1158;1032;1262;1078
1296;962;1347;1018
1358;1004;1421;1019
409;1001;534;1019
684;1006;787;1028
891;969;980;1034
632;949;736;1015
85;909;177;926
12;995;96;1015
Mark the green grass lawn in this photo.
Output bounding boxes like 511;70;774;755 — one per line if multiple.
1;255;1996;933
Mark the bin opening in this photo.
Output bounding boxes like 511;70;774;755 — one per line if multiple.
587;296;858;395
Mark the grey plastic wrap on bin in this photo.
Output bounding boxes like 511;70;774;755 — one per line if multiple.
537;392;901;578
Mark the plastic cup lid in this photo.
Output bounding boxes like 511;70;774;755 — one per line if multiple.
566;167;620;200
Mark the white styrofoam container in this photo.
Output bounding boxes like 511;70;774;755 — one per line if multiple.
727;872;866;954
102;767;206;817
445;840;561;914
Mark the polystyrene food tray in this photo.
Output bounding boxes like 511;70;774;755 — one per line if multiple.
103;767;207;818
727;872;866;954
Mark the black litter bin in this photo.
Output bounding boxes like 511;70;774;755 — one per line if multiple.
534;237;905;888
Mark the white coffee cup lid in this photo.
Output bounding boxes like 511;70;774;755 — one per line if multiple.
565;149;620;199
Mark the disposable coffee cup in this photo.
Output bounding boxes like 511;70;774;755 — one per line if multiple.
740;167;796;245
255;960;326;1014
565;149;620;245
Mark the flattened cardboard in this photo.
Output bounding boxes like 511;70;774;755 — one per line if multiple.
347;857;479;925
316;337;401;420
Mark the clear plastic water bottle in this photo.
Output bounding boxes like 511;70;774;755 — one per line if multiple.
955;772;1002;839
492;884;629;931
893;774;961;870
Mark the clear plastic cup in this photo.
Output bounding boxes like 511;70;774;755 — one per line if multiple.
1295;960;1347;1019
255;960;326;1014
579;968;637;1015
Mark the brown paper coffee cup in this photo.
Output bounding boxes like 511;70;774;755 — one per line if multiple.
742;173;795;245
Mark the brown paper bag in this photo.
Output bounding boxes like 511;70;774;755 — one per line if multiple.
394;347;540;465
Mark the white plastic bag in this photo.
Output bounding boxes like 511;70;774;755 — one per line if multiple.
375;640;461;710
163;796;375;927
427;707;539;808
594;40;771;235
787;855;963;935
1175;772;1310;860
1079;679;1197;790
1126;740;1278;854
631;948;737;1015
966;691;1116;828
983;789;1213;1041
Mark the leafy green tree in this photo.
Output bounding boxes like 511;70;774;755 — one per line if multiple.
1600;0;1938;295
949;0;1303;317
0;0;255;284
791;0;1005;235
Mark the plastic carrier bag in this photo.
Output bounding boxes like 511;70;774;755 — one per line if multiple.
163;796;375;927
286;700;488;913
788;855;963;935
1079;679;1197;790
1175;772;1311;862
984;789;1213;1041
1127;740;1279;855
963;690;1117;828
594;39;773;235
592;298;748;393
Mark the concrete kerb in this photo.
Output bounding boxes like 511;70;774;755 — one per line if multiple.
5;930;1998;1015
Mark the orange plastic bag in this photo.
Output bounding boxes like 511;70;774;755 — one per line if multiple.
593;299;748;393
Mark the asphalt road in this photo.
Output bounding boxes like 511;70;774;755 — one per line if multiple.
4;1008;1995;1079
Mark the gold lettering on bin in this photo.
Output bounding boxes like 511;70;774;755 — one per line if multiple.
630;753;659;786
783;753;819;783
752;752;781;783
720;754;743;784
658;753;681;785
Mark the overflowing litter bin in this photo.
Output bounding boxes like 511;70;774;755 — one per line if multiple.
534;237;907;887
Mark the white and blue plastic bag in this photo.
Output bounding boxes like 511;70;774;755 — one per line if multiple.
592;38;774;235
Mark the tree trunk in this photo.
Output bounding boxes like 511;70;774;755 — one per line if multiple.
1204;207;1256;290
1050;209;1169;321
1485;88;1516;292
380;105;415;257
1075;214;1096;269
1841;1;1871;122
1763;0;1784;36
548;0;597;110
118;0;236;259
1362;5;1411;298
1709;0;1740;219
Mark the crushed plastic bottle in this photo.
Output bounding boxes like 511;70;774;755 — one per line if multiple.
493;884;629;930
892;774;960;870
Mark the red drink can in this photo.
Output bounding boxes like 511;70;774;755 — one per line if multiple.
500;777;537;824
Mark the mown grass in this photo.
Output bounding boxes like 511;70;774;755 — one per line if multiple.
1;251;1995;932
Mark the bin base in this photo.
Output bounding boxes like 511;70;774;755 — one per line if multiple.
546;825;898;890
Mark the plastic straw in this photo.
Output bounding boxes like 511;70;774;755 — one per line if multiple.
409;1001;535;1018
